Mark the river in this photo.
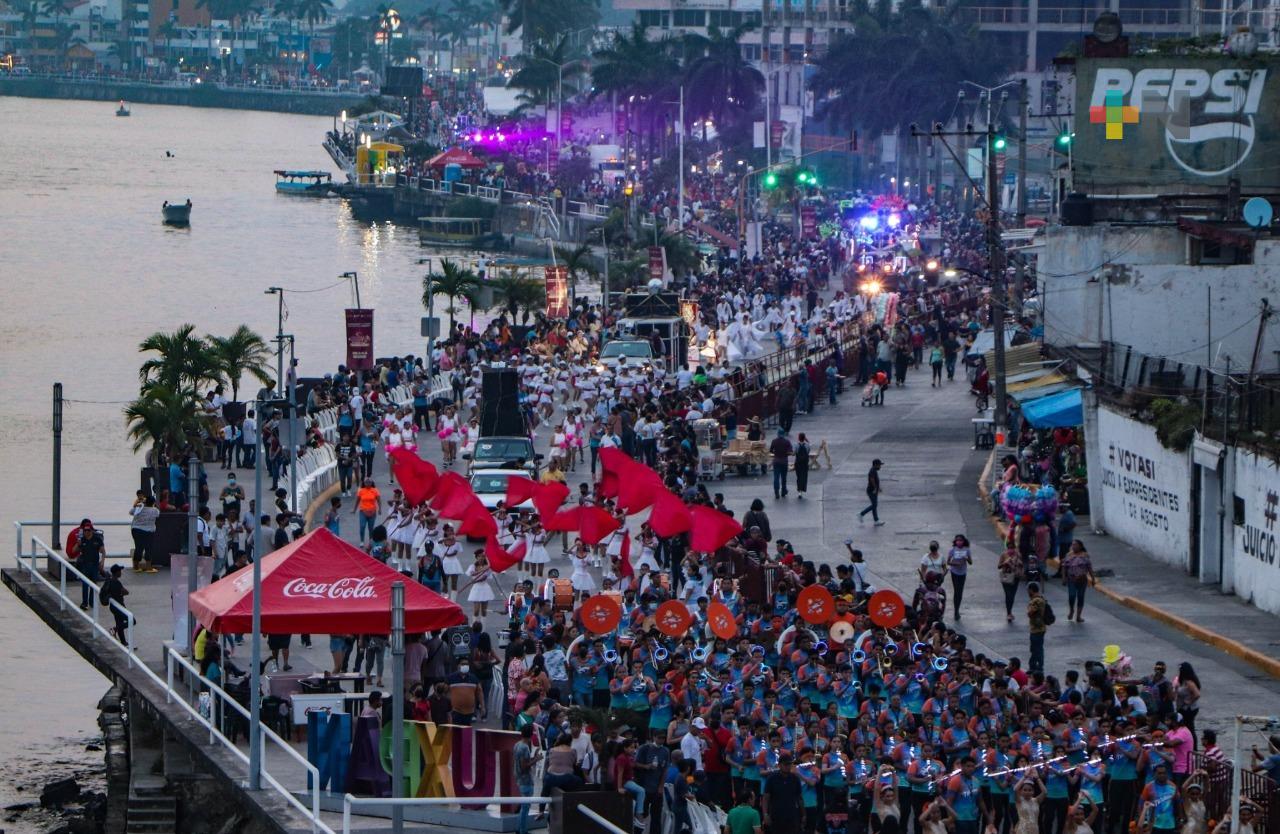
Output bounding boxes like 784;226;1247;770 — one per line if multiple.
0;96;481;827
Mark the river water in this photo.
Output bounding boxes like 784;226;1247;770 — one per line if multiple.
0;97;476;826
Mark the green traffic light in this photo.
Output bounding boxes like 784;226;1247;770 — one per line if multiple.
797;171;810;184
1057;131;1072;147
992;136;1007;152
764;172;778;189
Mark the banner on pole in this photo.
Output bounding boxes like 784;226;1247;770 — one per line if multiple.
647;245;666;283
544;266;569;318
345;309;374;370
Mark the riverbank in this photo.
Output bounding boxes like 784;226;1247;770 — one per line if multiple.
0;75;364;116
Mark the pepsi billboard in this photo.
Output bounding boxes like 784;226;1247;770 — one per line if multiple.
1073;56;1280;193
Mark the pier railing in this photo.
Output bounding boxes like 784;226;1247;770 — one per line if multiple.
12;528;335;834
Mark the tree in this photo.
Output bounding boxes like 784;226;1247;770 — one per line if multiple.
507;34;583;102
591;23;680;156
422;259;481;330
809;0;1009;135
295;0;332;29
607;256;649;291
553;242;597;299
489;274;545;324
138;324;221;395
158;17;180;64
500;0;597;52
681;24;764;140
124;385;210;460
374;3;398;73
658;232;701;279
207;325;273;402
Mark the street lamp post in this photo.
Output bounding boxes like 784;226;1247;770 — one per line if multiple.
265;287;284;396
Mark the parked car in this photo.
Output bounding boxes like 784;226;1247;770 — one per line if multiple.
464;435;541;477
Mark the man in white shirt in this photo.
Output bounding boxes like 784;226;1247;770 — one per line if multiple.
239;411;258;468
349;390;365;424
681;717;708;773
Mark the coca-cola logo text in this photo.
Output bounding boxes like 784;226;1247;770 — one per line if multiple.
282;576;378;600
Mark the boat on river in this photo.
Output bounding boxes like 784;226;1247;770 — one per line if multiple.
116;101;130;117
274;170;334;196
162;199;192;225
418;216;508;251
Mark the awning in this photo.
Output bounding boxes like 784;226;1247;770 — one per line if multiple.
1010;379;1077;404
426;147;485;169
1020;388;1083;428
1008;370;1068;394
188;528;465;635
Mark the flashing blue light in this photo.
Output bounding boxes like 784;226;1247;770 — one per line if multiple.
887;213;901;229
859;215;879;231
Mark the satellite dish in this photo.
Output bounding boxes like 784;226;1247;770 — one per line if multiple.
1244;197;1273;229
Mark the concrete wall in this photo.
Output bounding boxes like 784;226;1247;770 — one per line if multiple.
1040;225;1280;372
0;77;364;116
1228;446;1280;615
1088;404;1193;569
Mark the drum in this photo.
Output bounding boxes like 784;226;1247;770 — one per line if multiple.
551;579;575;611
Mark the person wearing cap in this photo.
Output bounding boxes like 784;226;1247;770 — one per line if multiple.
859;460;885;526
71;519;106;610
99;563;131;643
682;716;708;773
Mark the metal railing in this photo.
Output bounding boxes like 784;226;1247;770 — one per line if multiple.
1191;752;1280;834
11;529;334;834
341;795;553;834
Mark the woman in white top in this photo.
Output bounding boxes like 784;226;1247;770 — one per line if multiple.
919;541;948;584
524;520;550;577
438;528;464;593
465;551;497;617
634;526;660;573
569;539;596;599
382;424;404;485
436;405;459;466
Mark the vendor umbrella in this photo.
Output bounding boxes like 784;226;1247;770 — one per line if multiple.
188;528;465;634
425;147;485;169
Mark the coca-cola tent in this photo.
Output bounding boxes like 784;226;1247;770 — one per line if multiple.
187;528;465;635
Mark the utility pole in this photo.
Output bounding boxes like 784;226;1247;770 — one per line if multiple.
1017;78;1028;226
52;383;63;551
186;452;200;646
988;122;1009;435
266;287;284;395
418;259;436;371
248;394;267;791
341;271;361;308
390;581;406;833
677;84;685;231
286;336;297;513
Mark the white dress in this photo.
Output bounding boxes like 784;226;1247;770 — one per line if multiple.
466;564;496;602
570;553;596;593
389;511;416;546
439;541;464;576
635;537;660;572
525;531;550;564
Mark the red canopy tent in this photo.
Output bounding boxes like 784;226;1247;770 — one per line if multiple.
426;147;485;169
188;528;465;634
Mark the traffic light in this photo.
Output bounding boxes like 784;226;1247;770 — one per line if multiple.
763;171;779;189
796;171;810;185
1056;129;1073;148
992;135;1008;152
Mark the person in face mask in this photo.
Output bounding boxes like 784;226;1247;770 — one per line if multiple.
447;659;485;725
219;474;244;518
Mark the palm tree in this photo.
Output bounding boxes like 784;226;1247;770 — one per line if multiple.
592;23;680;157
489;274;545;324
374;3;398;74
681;24;764;140
138;324;221;395
124;384;210;460
508;34;583;104
294;0;331;29
553;242;598;300
207;325;274;402
423;259;481;330
659;232;701;279
157;17;180;65
607;256;650;291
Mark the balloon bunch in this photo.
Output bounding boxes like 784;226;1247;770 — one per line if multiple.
1033;484;1059;520
1003;484;1036;524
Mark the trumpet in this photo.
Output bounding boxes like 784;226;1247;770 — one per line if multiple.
851;649;867;663
911;642;927;659
915;672;927;683
604;649;620;664
663;682;674;693
852;681;864;692
724;683;736;695
884;643;899;657
655;647;669;662
932;656;948;672
815;641;829;656
750;644;766;657
691;645;710;662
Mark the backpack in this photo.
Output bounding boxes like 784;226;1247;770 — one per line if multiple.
1042;600;1057;626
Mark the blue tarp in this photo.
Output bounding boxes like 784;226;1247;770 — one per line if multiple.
1021;388;1083;428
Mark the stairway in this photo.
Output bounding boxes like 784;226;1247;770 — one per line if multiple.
125;775;176;834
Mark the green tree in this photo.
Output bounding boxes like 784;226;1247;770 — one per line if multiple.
809;0;1009;135
207;325;274;402
501;0;597;52
507;34;583;102
591;23;680;156
607;256;649;291
553;242;597;299
158;17;180;64
138;324;221;395
423;259;481;330
124;385;210;459
489;274;546;324
295;0;332;28
681;24;764;140
658;232;701;279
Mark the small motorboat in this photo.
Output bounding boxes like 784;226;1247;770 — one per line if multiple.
116;100;130;117
162;199;192;225
274;169;334;196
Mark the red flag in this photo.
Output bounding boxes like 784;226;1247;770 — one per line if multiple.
689;505;743;553
579;506;621;546
618;531;633;579
485;534;528;572
435;475;477;520
390;448;439;506
458;497;498;538
617;466;664;515
598;447;634;499
430;471;470;511
532;481;570;519
505;475;540;508
542;506;582;532
649;490;693;537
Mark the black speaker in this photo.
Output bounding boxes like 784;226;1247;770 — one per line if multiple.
479;369;525;437
623;291;680;318
446;626;472;658
381;65;424;98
